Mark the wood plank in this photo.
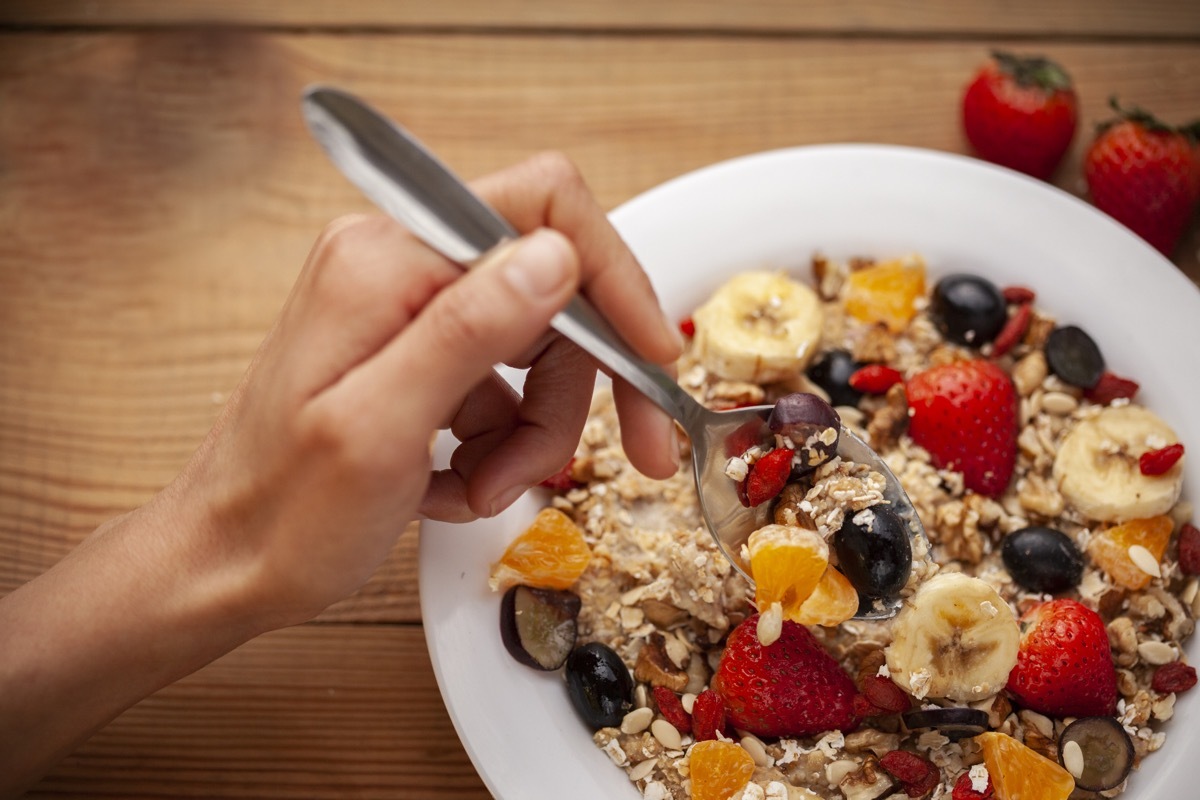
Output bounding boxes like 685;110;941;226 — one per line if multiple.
26;623;491;799
2;31;1199;625
2;0;1199;38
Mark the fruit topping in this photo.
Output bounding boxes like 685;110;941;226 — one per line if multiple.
880;750;940;798
1151;661;1197;694
1001;285;1036;304
652;686;692;734
931;274;1008;346
489;507;592;592
1179;522;1200;575
884;573;1020;703
688;740;756;800
988;302;1032;358
1044;325;1105;389
1139;442;1185;476
906;359;1019;497
742;447;795;507
901;706;990;741
1087;515;1173;590
806;349;865;407
713;614;860;738
499;585;581;670
538;457;583;491
792;565;859;627
978;731;1075;800
833;504;912;600
859;674;912;714
564;642;634;729
849;364;905;394
1053;405;1184;522
1000;526;1084;594
844;255;927;333
691;688;731;741
1083;370;1139;404
678;317;696;337
1057;716;1134;792
767;392;841;474
692;271;824;382
952;769;994;800
1006;598;1118;717
746;524;829;639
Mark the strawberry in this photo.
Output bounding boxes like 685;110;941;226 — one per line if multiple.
742;447;794;507
1006;599;1118;717
962;51;1078;180
905;359;1018;497
1084;98;1200;256
712;614;859;738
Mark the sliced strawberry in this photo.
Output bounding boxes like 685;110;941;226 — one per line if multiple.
1006;599;1118;717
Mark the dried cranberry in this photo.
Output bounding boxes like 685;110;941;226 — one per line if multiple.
652;686;692;735
952;771;994;800
1178;523;1200;576
989;303;1031;358
1001;285;1036;304
691;689;730;741
860;675;912;713
743;447;794;507
848;364;905;394
1151;661;1197;694
1139;443;1184;476
1083;371;1139;404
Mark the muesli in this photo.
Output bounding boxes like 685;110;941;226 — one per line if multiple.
490;254;1196;800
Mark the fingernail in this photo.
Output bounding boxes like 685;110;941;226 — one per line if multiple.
502;230;572;298
488;484;527;517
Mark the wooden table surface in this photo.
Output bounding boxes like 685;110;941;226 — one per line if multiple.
2;2;1198;797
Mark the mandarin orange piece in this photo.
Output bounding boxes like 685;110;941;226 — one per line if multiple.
488;507;591;592
979;731;1074;800
688;740;756;800
1087;515;1173;590
844;255;927;332
747;524;829;619
792;566;859;626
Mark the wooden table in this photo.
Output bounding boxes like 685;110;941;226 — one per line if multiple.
2;2;1198;797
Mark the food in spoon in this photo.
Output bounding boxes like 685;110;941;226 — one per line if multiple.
832;503;912;601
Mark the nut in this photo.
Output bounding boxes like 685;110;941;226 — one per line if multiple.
634;633;689;691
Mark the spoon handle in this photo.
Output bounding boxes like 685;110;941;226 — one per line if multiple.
302;85;704;425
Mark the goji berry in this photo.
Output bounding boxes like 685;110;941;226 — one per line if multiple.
1001;285;1036;304
1139;443;1184;476
743;447;794;507
1178;523;1200;576
1151;661;1197;694
1084;371;1139;405
860;675;911;713
989;302;1031;358
652;686;692;735
952;771;994;800
538;458;582;491
679;317;696;337
691;689;731;741
848;364;904;394
880;750;938;798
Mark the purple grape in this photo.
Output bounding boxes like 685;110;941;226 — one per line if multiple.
767;392;841;474
500;585;581;670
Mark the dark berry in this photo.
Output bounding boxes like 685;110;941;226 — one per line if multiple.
806;349;864;407
1178;523;1200;575
1045;325;1105;389
1001;526;1084;594
833;504;912;599
1151;661;1197;694
565;642;634;729
500;585;581;670
1057;716;1133;791
767;393;840;474
902;707;991;741
931;274;1008;346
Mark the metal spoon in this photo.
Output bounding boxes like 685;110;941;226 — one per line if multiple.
301;86;925;619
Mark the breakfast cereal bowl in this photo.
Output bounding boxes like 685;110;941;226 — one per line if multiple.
420;144;1199;800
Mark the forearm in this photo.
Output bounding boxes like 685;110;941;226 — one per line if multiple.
0;482;265;797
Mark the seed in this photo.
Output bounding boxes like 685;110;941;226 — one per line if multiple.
756;602;784;646
627;758;657;782
621;707;653;735
740;735;772;767
681;693;697;714
1137;641;1178;666
1128;545;1162;578
1062;739;1085;779
1040;391;1079;415
650;718;683;751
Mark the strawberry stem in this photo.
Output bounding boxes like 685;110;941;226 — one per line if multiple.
992;51;1072;92
1102;96;1200;142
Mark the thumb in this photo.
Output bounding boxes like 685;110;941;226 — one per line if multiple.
347;228;581;432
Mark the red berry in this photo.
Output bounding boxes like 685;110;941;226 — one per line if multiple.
691;689;731;741
743;447;794;507
1006;599;1118;717
880;750;939;797
860;675;912;713
989;302;1032;358
962;52;1078;180
952;771;994;800
1001;285;1036;304
1084;371;1140;405
538;458;582;491
1139;443;1184;476
848;364;905;394
1178;523;1200;575
652;686;692;735
679;317;696;338
1151;661;1198;694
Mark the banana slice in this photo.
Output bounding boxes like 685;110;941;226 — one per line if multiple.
1052;405;1184;523
692;271;823;383
884;572;1019;703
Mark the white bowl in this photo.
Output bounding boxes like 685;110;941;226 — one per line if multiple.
421;144;1200;800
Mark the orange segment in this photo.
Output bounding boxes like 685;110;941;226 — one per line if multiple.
979;731;1074;800
488;508;591;592
688;740;756;800
844;255;927;332
747;524;829;619
1087;515;1173;590
792;566;859;626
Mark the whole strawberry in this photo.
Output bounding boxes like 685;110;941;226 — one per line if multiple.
1084;98;1200;257
905;359;1018;497
962;51;1078;179
712;615;859;738
1006;599;1118;717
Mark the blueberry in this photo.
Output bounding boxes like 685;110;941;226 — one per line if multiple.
930;274;1007;346
1058;716;1134;791
806;349;864;407
1045;325;1105;389
768;393;841;474
1001;526;1084;594
833;504;912;599
564;642;634;729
